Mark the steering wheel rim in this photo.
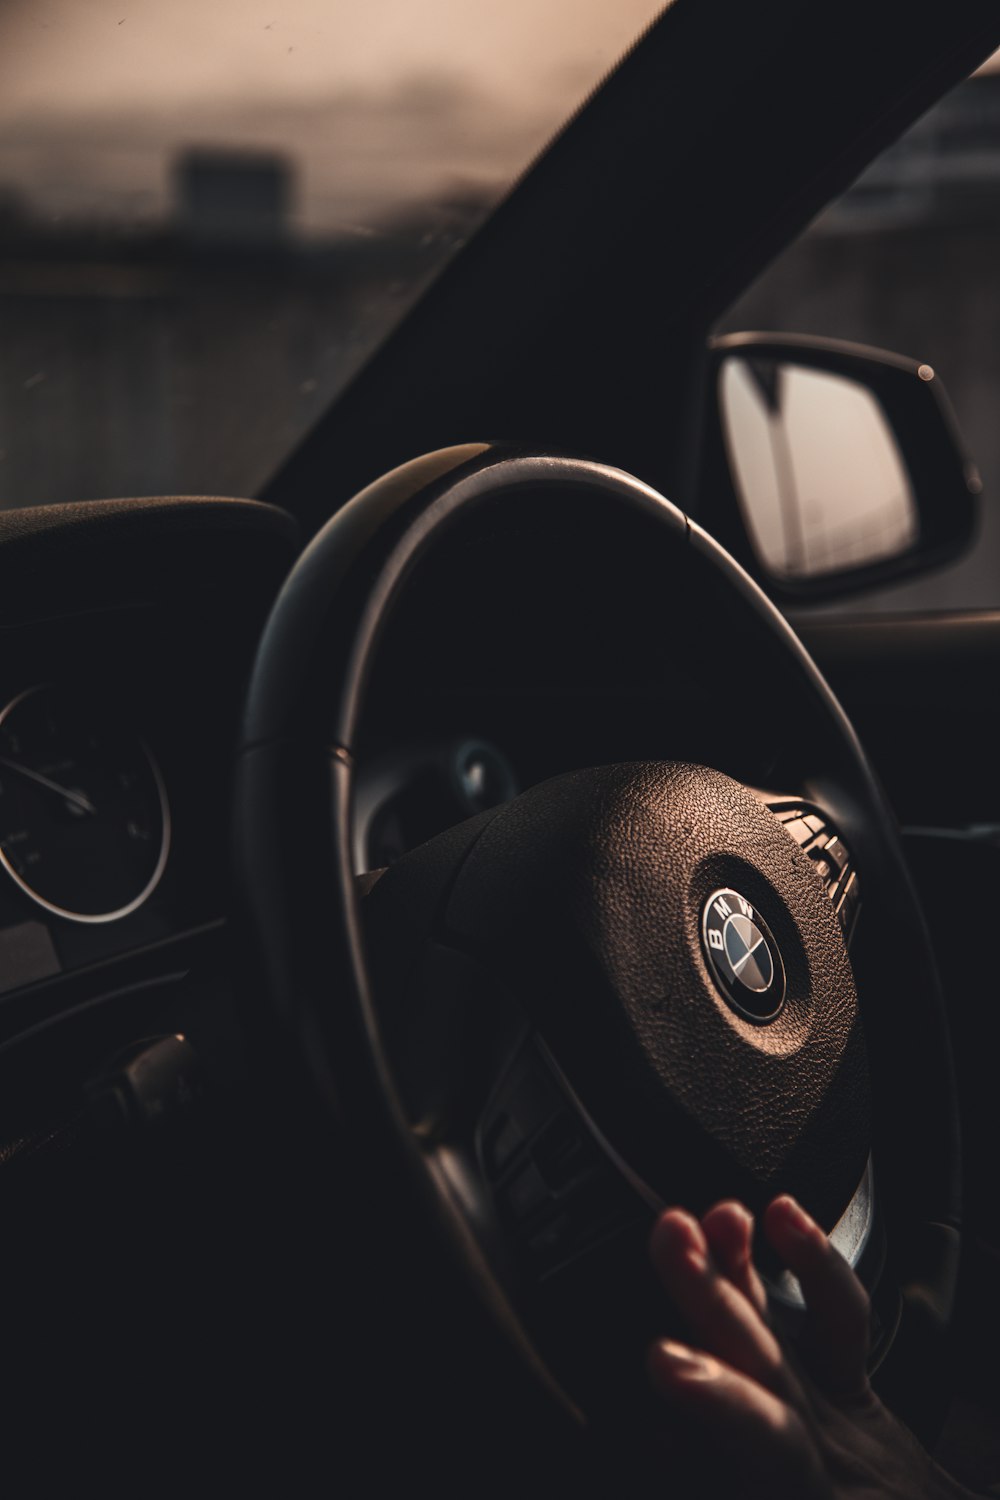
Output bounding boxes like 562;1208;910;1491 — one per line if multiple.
234;444;961;1465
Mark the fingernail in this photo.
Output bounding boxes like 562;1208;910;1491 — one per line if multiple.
731;1203;754;1261
715;1198;753;1226
684;1244;710;1275
653;1209;707;1262
653;1341;718;1381
777;1195;822;1243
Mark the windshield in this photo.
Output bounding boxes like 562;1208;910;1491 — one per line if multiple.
0;0;665;510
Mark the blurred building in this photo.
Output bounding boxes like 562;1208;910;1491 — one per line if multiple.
174;150;292;248
0;147;487;510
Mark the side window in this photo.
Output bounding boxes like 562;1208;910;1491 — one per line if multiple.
719;61;1000;612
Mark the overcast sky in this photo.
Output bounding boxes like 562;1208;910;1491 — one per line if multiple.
0;0;668;234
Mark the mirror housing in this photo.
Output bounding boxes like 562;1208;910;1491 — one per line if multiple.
700;332;981;603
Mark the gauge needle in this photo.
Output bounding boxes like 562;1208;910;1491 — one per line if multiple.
0;756;96;816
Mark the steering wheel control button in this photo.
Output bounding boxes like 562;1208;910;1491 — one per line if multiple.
835;868;861;940
780;816;814;846
769;800;861;944
701;888;786;1022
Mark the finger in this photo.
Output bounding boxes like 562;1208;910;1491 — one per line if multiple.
702;1200;769;1316
647;1339;830;1499
650;1208;790;1397
763;1195;871;1399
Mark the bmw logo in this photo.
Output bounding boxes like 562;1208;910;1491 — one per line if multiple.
701;888;786;1022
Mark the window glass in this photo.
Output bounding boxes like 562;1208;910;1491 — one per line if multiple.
720;55;1000;611
0;0;665;508
720;360;918;579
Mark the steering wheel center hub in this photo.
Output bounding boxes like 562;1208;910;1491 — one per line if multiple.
439;759;869;1225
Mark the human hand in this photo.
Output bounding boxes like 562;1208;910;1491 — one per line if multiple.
647;1197;976;1498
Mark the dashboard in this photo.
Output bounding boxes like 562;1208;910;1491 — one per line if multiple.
0;497;296;1035
0;488;862;1028
0;471;905;1491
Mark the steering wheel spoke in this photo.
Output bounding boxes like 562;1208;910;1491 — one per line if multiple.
363;893;652;1291
477;1033;652;1277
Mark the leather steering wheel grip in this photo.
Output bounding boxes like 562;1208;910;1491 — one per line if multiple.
233;443;962;1445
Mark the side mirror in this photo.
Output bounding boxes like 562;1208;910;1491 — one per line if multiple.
701;333;981;602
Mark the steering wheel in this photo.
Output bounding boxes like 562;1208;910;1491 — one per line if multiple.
234;446;961;1483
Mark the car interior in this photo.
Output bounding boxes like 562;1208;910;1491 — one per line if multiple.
3;0;1000;1492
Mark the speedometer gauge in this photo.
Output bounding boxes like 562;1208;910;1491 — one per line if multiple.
0;685;170;923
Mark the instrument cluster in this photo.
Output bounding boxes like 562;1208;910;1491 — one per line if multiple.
0;683;169;925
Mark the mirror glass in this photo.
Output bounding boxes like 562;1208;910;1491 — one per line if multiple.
719;358;919;579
